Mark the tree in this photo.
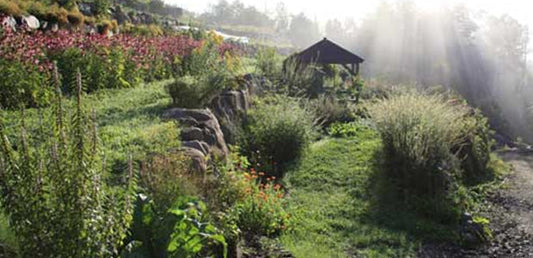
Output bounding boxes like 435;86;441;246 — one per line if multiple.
149;0;166;15
275;2;289;33
325;19;344;42
93;0;110;17
288;13;320;48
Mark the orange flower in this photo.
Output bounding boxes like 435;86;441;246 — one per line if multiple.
258;172;265;176
273;184;281;190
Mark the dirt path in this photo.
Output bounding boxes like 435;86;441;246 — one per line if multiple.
499;152;533;235
482;152;533;257
418;152;533;257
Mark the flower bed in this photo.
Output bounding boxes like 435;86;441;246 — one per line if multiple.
0;21;240;108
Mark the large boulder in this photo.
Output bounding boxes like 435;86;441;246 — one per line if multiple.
21;15;40;30
1;16;17;31
163;108;229;172
181;148;207;173
209;89;250;144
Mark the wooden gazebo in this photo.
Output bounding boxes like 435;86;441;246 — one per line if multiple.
293;38;364;76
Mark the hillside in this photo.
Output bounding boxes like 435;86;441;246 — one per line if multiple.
1;1;532;257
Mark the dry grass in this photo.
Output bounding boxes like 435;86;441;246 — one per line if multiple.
0;0;23;16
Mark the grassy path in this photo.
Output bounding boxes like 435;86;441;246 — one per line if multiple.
280;128;417;257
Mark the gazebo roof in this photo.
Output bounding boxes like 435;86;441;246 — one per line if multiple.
295;38;364;64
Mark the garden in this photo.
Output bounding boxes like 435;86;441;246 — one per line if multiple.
0;4;513;257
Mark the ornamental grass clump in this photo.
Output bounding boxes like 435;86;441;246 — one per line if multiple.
241;96;314;177
370;91;491;219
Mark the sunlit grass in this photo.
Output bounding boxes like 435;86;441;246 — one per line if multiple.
280;126;419;257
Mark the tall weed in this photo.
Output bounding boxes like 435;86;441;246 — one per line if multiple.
0;69;136;256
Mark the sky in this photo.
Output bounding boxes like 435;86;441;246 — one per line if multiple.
165;0;533;28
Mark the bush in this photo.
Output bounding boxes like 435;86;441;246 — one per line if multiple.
0;70;136;256
121;23;164;37
457;110;494;184
139;152;199;212
27;1;47;20
255;47;281;82
131;149;229;257
126;196;227;257
52;47;138;94
232;171;290;237
166;76;199;108
369;91;491;219
167;42;235;108
280;58;325;97
67;11;84;27
308;95;354;127
241;96;314;176
0;59;51;109
0;0;22;16
46;5;69;25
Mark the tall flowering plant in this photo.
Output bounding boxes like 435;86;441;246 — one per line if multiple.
0;24;205;107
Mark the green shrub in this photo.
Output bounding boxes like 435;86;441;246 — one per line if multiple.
126;196;227;257
0;211;18;256
167;40;236;109
93;0;111;17
255;47;281;82
369;91;479;219
232;172;290;237
139;152;198;213
281;58;324;97
457;110;494;184
241;96;314;176
0;70;136;256
0;59;51;109
122;23;165;37
52;47;138;94
166;73;227;108
166;76;199;108
27;1;47;20
308;95;354;127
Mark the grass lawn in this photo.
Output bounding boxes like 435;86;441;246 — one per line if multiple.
280;126;419;257
2;80;180;181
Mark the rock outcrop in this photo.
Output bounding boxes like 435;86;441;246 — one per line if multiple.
163;108;229;173
209;89;250;144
